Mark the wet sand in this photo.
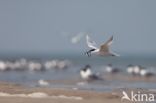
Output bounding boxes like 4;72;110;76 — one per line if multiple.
0;82;121;103
0;81;155;103
0;97;123;103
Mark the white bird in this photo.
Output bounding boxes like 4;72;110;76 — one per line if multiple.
38;79;49;86
85;35;119;57
127;65;142;76
28;62;43;71
105;64;120;74
127;65;146;76
140;69;154;77
127;64;135;75
133;66;141;75
80;65;102;81
0;61;7;71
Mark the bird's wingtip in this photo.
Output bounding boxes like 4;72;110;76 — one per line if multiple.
111;52;120;57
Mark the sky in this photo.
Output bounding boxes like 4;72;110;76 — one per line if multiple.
0;0;156;55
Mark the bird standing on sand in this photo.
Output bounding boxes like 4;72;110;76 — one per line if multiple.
127;65;142;76
80;65;102;81
85;35;119;57
105;64;120;74
127;64;135;75
140;69;155;78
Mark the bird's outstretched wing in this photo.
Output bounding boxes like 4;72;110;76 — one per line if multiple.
86;35;98;49
99;36;113;52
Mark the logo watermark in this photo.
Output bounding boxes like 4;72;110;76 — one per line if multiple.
121;91;155;102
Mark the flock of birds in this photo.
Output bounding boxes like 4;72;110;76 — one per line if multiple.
80;64;155;81
0;59;71;72
127;65;155;77
37;63;156;87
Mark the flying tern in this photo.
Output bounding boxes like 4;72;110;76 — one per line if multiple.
85;35;119;57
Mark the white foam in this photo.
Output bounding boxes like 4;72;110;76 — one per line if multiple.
0;92;83;100
51;95;83;100
27;92;49;98
0;92;48;98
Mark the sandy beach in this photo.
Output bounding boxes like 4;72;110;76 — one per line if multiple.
0;81;155;103
0;97;121;103
0;82;119;103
